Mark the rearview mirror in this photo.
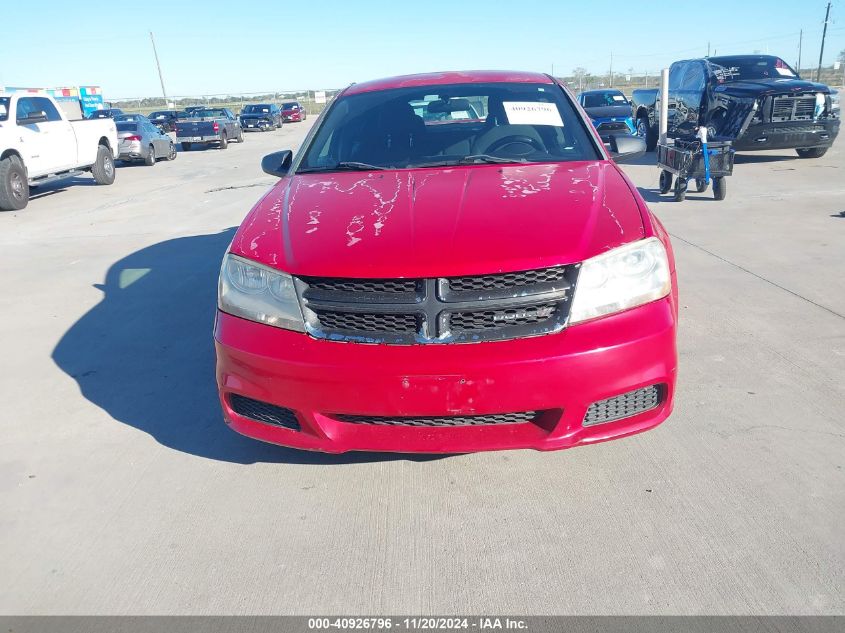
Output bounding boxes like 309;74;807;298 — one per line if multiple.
18;110;49;125
608;135;646;163
261;150;293;177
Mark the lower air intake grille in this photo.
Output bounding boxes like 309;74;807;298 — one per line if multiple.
335;412;537;427
230;394;300;430
583;385;663;427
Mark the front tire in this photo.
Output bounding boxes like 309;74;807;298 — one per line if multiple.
673;177;687;202
637;115;657;151
144;145;156;166
237;129;244;143
0;155;29;211
713;176;727;200
796;147;828;159
167;142;177;161
92;145;116;185
659;170;673;194
181;142;192;151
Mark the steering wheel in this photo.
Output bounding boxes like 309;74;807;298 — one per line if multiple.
484;135;544;156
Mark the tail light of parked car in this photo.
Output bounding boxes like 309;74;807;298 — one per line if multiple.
213;122;220;132
124;135;141;142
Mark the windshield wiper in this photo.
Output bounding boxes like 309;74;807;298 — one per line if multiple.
298;161;388;174
458;154;528;165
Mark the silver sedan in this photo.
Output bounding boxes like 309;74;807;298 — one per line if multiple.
116;118;177;166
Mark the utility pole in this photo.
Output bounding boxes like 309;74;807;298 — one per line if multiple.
797;29;803;73
707;41;710;57
149;31;168;104
609;52;613;88
816;2;831;82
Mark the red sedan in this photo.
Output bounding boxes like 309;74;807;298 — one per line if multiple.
281;101;306;122
215;70;678;453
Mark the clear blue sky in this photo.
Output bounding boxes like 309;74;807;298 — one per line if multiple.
2;0;844;99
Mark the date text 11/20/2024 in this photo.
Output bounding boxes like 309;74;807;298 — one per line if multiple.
307;617;528;630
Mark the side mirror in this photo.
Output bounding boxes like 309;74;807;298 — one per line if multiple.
261;150;293;177
18;110;49;125
608;135;646;163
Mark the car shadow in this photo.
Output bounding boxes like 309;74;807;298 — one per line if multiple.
52;229;448;465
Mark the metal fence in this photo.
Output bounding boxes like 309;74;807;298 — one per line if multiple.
109;89;342;116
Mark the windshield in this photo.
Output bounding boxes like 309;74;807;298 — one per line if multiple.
582;91;628;107
299;82;598;172
243;105;271;114
0;97;9;121
710;56;798;81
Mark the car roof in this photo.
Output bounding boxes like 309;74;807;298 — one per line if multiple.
344;70;553;95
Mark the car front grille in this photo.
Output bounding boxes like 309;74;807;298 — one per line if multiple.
334;411;538;427
229;394;300;430
596;121;630;132
296;265;578;345
771;95;818;122
582;385;663;426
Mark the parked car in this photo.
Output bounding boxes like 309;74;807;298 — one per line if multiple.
280;101;306;122
116;119;176;166
577;89;636;143
631;54;840;156
239;103;282;131
87;108;124;120
0;92;118;210
215;70;676;454
147;110;185;132
175;107;243;150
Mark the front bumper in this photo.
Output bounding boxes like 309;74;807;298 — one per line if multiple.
240;118;274;130
282;113;301;122
215;297;678;454
733;118;840;151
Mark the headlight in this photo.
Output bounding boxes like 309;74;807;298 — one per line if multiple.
569;237;671;324
218;254;305;332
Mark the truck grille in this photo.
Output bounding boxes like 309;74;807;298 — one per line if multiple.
596;121;630;132
296;266;578;345
334;411;538;427
770;95;817;122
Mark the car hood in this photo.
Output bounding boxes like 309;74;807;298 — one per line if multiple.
583;104;632;119
231;161;645;278
717;78;829;98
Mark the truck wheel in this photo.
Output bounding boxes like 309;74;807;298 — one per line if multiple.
713;177;727;200
144;145;156;166
0;155;29;211
219;133;228;149
795;147;827;159
659;170;673;194
167;142;177;161
637;116;657;152
695;178;709;193
92;145;116;185
237;129;244;143
673;177;687;202
181;142;192;151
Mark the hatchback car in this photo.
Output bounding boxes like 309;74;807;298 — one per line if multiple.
578;89;636;143
116;119;176;166
216;70;676;454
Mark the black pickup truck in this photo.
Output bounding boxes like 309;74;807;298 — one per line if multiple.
175;108;243;150
631;55;840;157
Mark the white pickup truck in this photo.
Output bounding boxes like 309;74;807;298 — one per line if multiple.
0;92;119;210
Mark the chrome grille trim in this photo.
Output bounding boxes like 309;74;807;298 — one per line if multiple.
296;265;579;345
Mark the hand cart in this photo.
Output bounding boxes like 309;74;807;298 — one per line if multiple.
656;132;735;201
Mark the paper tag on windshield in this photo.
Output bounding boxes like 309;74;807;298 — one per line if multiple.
503;101;563;127
612;95;626;102
0;105;6;117
775;67;795;77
